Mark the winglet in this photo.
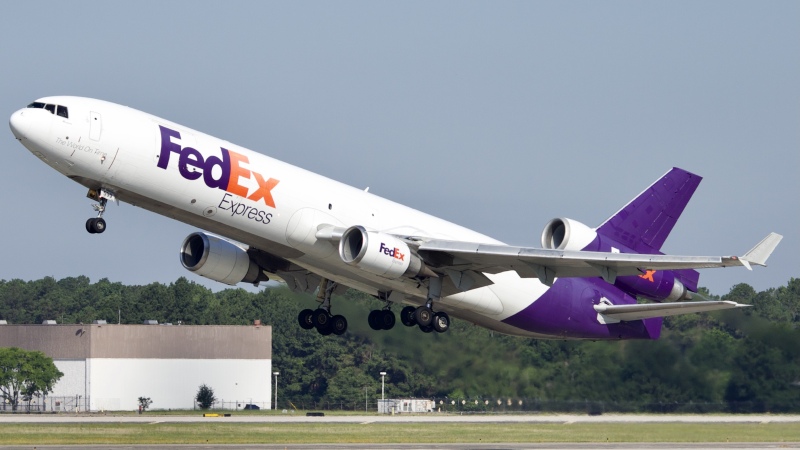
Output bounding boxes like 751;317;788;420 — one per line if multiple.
741;232;783;267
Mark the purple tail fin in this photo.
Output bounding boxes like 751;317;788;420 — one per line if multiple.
596;167;701;291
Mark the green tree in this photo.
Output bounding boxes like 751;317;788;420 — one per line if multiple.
196;384;216;409
0;347;63;411
137;396;153;412
725;325;800;412
1;276;799;411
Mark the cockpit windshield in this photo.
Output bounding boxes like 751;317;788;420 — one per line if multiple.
27;101;69;119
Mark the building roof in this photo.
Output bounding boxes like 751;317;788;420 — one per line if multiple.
0;324;271;359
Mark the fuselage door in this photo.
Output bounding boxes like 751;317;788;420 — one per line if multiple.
89;111;102;141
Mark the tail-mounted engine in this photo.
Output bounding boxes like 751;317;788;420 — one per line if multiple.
180;232;269;286
541;218;598;251
541;218;693;302
339;226;431;279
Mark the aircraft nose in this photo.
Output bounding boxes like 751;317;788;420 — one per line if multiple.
9;109;28;140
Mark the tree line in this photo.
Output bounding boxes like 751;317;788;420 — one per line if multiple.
0;276;798;412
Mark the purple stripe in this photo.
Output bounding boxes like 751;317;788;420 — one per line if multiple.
502;278;661;340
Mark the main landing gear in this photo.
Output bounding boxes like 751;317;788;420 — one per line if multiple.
296;277;451;336
298;279;348;336
399;277;450;333
368;291;396;331
85;188;115;234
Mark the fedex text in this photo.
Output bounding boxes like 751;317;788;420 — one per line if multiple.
379;243;405;261
157;126;279;209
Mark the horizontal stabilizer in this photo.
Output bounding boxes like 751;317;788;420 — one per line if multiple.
594;300;749;322
740;232;783;269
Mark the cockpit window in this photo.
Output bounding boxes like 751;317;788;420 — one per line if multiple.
25;101;68;119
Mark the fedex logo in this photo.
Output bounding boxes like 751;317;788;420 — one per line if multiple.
157;126;279;208
379;243;405;261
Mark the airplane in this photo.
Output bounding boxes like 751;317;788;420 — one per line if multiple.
9;96;782;340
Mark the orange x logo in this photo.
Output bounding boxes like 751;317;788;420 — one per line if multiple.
639;270;656;282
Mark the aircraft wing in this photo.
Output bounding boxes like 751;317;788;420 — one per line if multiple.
416;232;782;286
593;300;749;321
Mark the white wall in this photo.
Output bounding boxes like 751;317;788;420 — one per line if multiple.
43;359;88;411
85;358;272;411
51;359;87;397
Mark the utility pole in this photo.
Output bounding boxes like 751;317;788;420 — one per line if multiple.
380;371;386;414
273;372;279;411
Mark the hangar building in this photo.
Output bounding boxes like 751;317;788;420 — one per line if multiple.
0;323;272;411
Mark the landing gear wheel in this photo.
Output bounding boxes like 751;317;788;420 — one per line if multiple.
316;322;333;336
331;315;348;335
93;218;106;233
414;306;433;327
298;309;315;330
433;311;450;333
400;306;417;327
368;310;382;331
312;309;331;328
85;217;106;234
419;324;434;333
379;310;396;330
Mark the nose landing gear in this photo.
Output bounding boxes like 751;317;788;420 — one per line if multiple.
86;217;106;234
85;188;115;234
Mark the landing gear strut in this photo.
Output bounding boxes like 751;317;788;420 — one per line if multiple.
297;279;347;336
85;188;115;234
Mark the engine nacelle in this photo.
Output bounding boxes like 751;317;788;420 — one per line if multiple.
339;226;427;279
541;218;598;251
180;232;268;286
616;270;692;302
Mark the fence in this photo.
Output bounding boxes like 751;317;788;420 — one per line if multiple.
206;400;271;411
275;398;800;414
0;396;90;413
2;397;796;414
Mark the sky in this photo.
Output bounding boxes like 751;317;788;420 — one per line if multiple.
1;1;797;296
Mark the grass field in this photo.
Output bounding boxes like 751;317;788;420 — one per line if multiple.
0;422;799;445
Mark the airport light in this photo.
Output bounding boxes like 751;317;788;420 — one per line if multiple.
273;372;279;410
380;371;387;413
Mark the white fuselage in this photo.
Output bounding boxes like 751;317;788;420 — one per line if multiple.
11;96;552;337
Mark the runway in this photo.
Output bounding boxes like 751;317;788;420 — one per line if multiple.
0;444;797;450
2;413;800;423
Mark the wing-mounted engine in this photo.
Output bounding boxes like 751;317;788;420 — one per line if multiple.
339;226;433;279
541;218;598;251
180;232;270;286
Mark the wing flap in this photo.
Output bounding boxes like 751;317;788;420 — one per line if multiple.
594;300;749;321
